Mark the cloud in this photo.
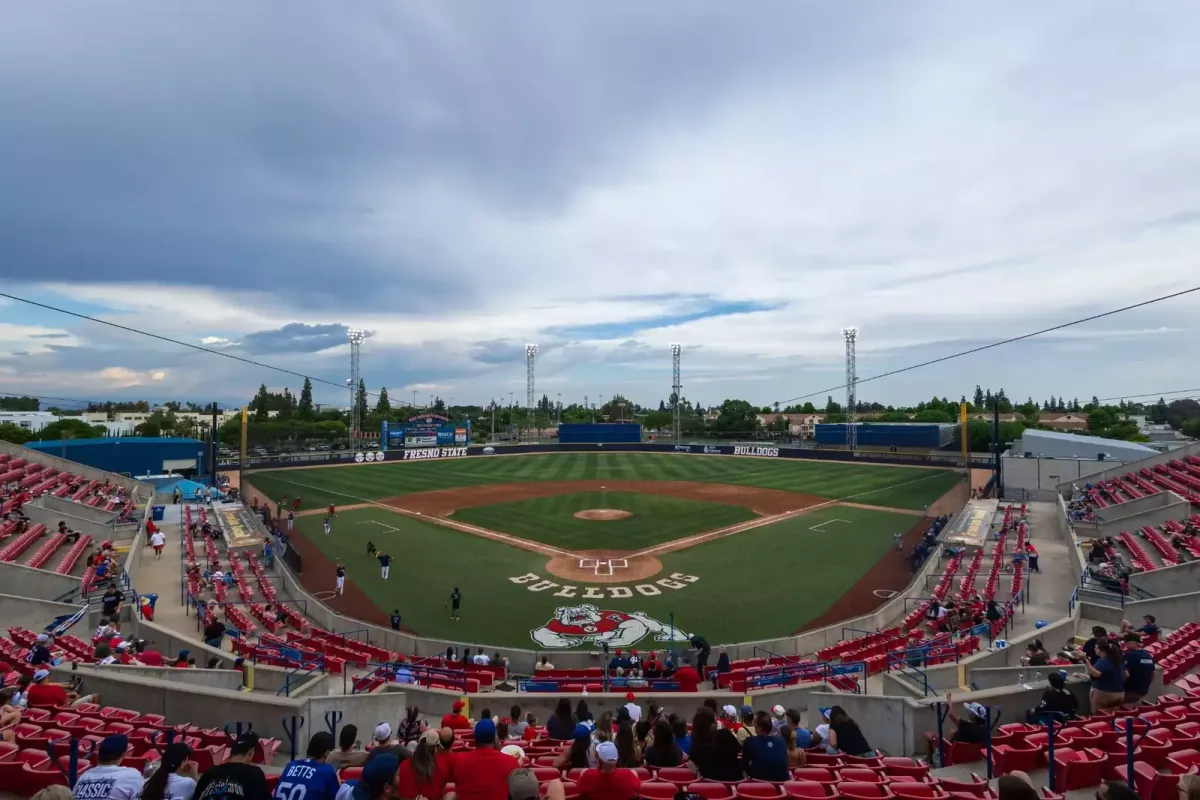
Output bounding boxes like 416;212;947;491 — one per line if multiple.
1;3;1198;408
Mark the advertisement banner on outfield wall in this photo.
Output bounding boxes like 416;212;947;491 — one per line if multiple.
732;445;779;457
405;435;438;447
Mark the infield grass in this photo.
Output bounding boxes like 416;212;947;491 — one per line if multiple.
448;491;758;550
291;503;918;648
249;452;959;513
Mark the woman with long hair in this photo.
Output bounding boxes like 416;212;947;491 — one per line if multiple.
575;699;594;725
546;697;576;741
614;720;640;768
827;706;875;757
140;742;199;800
553;725;594;771
397;730;451;800
779;725;806;768
687;706;742;782
396;706;423;744
643;718;683;768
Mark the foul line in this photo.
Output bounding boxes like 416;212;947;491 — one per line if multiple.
242;474;575;558
626;469;952;559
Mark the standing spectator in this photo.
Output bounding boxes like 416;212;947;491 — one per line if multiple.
1025;542;1039;573
577;741;641;799
102;585;123;618
826;706;875;757
742;711;789;782
690;635;712;677
70;734;143;799
1122;634;1155;704
1082;626;1108;665
150;528;167;559
1087;642;1127;712
673;658;701;692
202;617;226;650
451;720;518;800
389;610;402;631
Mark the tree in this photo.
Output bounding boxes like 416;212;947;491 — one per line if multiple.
800;401;817;414
0;396;39;411
1182;418;1200;439
769;415;789;432
252;384;271;421
972;386;984;409
375;387;391;416
1166;399;1200;431
38;419;107;441
825;396;842;414
298;378;314;419
712;399;759;433
0;423;35;445
356;379;369;426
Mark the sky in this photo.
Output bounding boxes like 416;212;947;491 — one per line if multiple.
2;1;1199;413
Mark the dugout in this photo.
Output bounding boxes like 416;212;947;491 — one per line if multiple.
557;423;642;444
815;423;957;450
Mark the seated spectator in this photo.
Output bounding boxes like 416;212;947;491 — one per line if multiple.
672;657;701;692
1137;614;1160;642
140;741;200;800
1026;670;1080;724
578;741;641;799
440;700;472;731
1021;640;1050;666
742;711;789;782
451;719;518;797
575;699;594;728
27;669;80;708
397;706;425;744
826;706;876;757
688;706;741;782
535;655;555;672
779;725;806;768
509;770;565;800
671;716;691;755
0;687;21;738
546;698;577;741
553;725;594;771
643;718;684;769
366;722;412;764
326;724;367;770
70;734;143;799
25;633;56;667
396;729;451;800
925;693;987;762
521;714;539;742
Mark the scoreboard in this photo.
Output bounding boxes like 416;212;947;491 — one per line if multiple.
381;415;470;452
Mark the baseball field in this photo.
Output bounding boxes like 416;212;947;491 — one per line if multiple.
243;452;965;649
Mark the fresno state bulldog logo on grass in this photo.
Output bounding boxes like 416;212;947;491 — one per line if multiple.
530;604;690;649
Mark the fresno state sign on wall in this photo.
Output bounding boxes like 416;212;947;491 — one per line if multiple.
402;447;469;460
733;445;779;457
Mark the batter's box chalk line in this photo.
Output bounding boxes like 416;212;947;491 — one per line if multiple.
578;557;629;576
809;519;850;531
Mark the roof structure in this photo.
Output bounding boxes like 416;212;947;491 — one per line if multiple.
1011;428;1157;462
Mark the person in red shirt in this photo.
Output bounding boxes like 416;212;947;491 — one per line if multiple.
328;504;336;517
673;659;702;692
578;741;642;799
397;729;453;799
451;719;518;800
441;700;472;730
26;670;74;708
292;496;302;512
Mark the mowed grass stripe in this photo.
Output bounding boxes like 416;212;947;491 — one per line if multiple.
249;453;959;514
449;490;758;550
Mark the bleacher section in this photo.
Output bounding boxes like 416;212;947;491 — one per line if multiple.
1084;454;1200;509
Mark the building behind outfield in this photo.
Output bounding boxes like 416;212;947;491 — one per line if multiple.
23;436;207;477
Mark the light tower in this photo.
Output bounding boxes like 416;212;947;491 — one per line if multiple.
843;327;858;451
670;344;682;443
348;329;365;450
525;344;538;442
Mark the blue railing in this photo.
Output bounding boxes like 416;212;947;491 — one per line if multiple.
276;653;327;697
352;661;470;694
745;661;868;694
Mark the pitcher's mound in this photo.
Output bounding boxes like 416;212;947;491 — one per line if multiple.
574;509;631;521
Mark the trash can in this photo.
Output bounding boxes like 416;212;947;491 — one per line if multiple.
151;505;166;521
145;592;159;611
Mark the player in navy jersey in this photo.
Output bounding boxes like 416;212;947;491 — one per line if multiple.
275;732;340;800
378;551;392;580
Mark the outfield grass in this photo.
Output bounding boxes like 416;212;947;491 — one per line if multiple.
294;503;916;648
449;491;758;550
249;452;959;513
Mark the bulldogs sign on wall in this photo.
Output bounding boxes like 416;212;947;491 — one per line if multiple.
530;605;690;649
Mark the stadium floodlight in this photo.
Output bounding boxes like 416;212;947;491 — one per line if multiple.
670;343;681;356
525;343;539;357
348;328;366;345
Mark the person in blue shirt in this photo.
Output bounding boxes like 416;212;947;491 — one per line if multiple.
276;731;340;800
1087;641;1127;712
1122;634;1156;703
742;711;790;782
389;610;402;631
1138;615;1160;640
377;551;392;580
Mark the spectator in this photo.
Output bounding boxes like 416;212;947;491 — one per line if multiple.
1086;642;1127;712
613;720;640;768
673;658;701;692
1021;640;1050;667
326;725;367;771
1082;626;1108;664
396;729;451;800
553;725;594;771
1122;634;1156;704
671;716;691;755
575;699;594;727
826;706;876;757
27;669;79;708
578;741;641;799
688;706;742;782
733;706;756;744
925;693;988;762
1179;774;1200;800
769;705;787;734
643;718;684;769
1138;614;1161;642
1025;671;1080;724
396;707;424;744
508;705;526;739
716;646;731;678
25;633;55;667
193;733;271;800
779;725;806;769
275;733;339;800
102;585;123;618
535;656;555;672
202;618;226;650
335;753;398;800
784;709;815;748
521;714;539;742
366;723;412;764
1097;781;1140;800
546;698;576;741
507;770;564;800
997;772;1040;800
70;734;143;799
451;719;518;800
440;700;472;731
742;711;789;782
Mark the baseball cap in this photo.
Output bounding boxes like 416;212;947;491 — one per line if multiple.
452;700;465;712
230;732;259;757
354;753;399;800
625;692;636;702
501;744;526;761
373;722;392;742
420;729;440;746
574;723;591;740
474;718;496;744
507;768;540;800
819;707;832;720
966;703;989;719
596;741;618;763
771;704;785;717
116;641;129;651
97;734;129;761
33;669;50;682
35;633;50;643
741;704;754;716
722;705;738;717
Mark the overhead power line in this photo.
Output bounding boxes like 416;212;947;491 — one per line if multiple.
0;291;416;406
775;284;1200;406
1094;388;1200;403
